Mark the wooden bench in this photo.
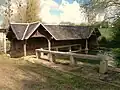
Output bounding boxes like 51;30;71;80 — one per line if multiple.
36;49;108;74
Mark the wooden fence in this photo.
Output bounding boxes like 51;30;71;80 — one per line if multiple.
36;49;108;74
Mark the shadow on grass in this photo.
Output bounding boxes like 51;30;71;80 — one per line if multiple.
17;62;120;90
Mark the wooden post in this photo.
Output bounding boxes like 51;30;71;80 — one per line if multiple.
70;55;76;66
36;50;39;59
99;57;108;74
49;53;56;63
79;45;81;52
3;33;6;54
47;39;51;60
69;46;72;52
56;48;58;51
48;39;51;51
40;48;44;58
85;39;88;54
23;40;27;56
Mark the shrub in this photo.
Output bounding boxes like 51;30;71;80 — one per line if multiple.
112;48;120;67
98;36;107;46
101;21;109;28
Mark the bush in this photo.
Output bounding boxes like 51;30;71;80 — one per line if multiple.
112;48;120;67
98;36;107;46
101;21;109;28
93;22;101;28
110;17;120;48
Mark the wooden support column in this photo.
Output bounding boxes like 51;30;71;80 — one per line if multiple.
96;38;99;49
47;39;52;60
48;39;51;51
3;33;6;54
23;40;27;56
85;39;88;54
69;46;72;52
55;48;58;51
79;45;81;52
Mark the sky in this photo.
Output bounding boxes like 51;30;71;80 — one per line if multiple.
0;0;102;24
40;0;87;24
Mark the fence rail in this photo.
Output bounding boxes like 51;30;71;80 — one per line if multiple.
36;49;108;74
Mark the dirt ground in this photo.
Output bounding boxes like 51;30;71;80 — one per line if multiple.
0;54;120;90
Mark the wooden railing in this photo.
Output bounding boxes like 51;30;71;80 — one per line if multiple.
36;49;108;74
44;44;82;52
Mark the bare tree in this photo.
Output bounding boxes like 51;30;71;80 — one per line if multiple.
0;0;13;28
74;0;120;24
0;0;41;25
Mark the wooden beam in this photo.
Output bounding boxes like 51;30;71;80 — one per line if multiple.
23;40;27;56
85;39;88;54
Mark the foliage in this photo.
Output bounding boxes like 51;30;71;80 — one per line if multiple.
110;17;120;47
0;0;41;26
92;22;101;28
98;35;107;46
74;0;120;24
101;21;109;28
104;17;120;66
25;0;41;23
0;0;13;28
112;48;120;66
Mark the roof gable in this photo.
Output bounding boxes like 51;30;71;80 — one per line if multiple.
11;24;28;40
9;22;40;40
24;22;40;39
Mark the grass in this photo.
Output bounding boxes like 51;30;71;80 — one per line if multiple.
0;54;120;90
18;62;120;90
